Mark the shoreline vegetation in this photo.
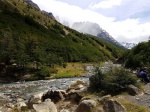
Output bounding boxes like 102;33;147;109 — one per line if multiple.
1;64;149;112
0;62;96;83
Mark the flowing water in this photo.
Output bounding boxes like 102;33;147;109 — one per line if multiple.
0;77;89;106
0;63;121;106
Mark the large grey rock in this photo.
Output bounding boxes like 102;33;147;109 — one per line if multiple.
103;99;127;112
76;99;97;112
98;95;111;104
128;85;143;96
65;80;88;103
68;80;87;90
65;91;83;104
28;90;48;109
33;99;57;112
42;90;65;103
15;102;27;110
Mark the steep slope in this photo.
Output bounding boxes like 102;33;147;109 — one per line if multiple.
125;40;150;68
23;0;40;10
72;21;125;49
0;0;125;79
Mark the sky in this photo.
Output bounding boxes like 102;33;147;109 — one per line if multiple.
32;0;150;43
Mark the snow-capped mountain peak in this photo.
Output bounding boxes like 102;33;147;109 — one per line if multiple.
120;42;137;49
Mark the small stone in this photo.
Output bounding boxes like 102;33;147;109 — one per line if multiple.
135;98;140;100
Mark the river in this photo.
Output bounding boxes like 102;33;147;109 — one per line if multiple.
0;77;89;106
0;63;121;107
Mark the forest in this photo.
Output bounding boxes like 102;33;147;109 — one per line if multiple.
0;0;125;80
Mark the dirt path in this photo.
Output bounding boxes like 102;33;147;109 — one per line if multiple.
126;83;150;110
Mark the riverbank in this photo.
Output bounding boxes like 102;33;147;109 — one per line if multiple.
0;62;95;83
0;78;89;107
1;79;149;112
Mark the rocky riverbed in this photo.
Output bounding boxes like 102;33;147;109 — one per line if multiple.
0;78;129;112
0;78;89;106
1;78;150;112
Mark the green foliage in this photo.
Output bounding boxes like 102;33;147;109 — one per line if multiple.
89;67;138;95
0;0;125;80
125;41;150;69
36;66;52;79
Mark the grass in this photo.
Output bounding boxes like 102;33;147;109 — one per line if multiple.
8;0;55;26
50;63;93;79
115;97;150;112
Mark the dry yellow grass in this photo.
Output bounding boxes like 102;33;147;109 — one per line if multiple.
115;97;150;112
50;63;93;78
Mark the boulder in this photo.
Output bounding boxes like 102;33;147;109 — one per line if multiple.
65;80;88;104
33;99;57;112
66;80;88;102
42;90;65;103
103;99;127;112
16;98;24;102
66;91;82;104
28;90;48;109
128;85;143;96
68;80;87;90
98;95;111;104
6;103;15;109
76;99;97;112
15;102;27;110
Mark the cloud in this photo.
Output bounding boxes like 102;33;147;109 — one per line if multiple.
108;19;150;43
90;0;122;9
32;0;115;25
32;0;150;43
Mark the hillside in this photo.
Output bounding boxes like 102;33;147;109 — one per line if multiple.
0;0;125;79
125;40;150;69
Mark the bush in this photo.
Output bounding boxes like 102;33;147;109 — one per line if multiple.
35;66;51;79
89;67;138;95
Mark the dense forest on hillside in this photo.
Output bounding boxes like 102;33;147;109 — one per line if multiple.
0;0;125;80
125;40;150;69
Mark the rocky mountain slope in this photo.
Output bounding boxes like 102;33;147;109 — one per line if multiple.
72;21;125;49
72;21;101;36
23;0;55;20
23;0;40;10
121;42;137;49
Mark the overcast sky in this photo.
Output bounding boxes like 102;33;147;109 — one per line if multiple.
32;0;150;43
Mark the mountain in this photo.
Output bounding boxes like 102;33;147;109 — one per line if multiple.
120;42;137;49
24;0;55;20
97;29;124;49
0;0;125;79
42;11;55;20
23;0;40;10
72;21;125;49
72;21;100;36
63;21;70;27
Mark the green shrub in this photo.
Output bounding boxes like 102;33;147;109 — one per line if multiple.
89;67;138;95
35;66;51;79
